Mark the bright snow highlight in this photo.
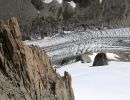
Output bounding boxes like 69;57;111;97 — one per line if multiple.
57;0;63;4
57;54;130;100
42;0;53;3
68;1;76;8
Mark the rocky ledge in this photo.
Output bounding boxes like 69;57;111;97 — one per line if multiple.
0;17;74;100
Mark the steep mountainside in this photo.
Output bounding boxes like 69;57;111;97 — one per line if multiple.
30;0;130;34
1;0;130;38
0;17;74;100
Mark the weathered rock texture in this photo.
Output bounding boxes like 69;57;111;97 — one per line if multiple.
1;0;130;38
93;53;108;66
0;17;74;100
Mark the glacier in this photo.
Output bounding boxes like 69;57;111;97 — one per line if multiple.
25;27;130;62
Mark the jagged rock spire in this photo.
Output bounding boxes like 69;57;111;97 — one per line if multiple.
0;17;74;100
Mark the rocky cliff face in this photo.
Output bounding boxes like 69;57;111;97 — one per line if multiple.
0;17;74;100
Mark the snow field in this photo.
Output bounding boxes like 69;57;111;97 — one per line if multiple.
57;53;130;100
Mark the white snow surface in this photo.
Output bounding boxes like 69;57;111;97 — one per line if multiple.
57;54;130;100
42;0;53;3
68;1;76;8
57;0;63;4
42;0;63;3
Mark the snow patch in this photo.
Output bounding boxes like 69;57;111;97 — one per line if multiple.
68;1;76;8
106;53;119;60
42;0;53;3
57;0;63;4
100;0;102;3
42;0;63;4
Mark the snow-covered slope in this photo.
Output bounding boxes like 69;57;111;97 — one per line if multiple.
57;54;130;100
58;62;130;100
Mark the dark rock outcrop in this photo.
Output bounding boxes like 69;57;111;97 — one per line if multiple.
0;17;74;100
60;56;76;66
93;53;108;66
60;54;91;66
